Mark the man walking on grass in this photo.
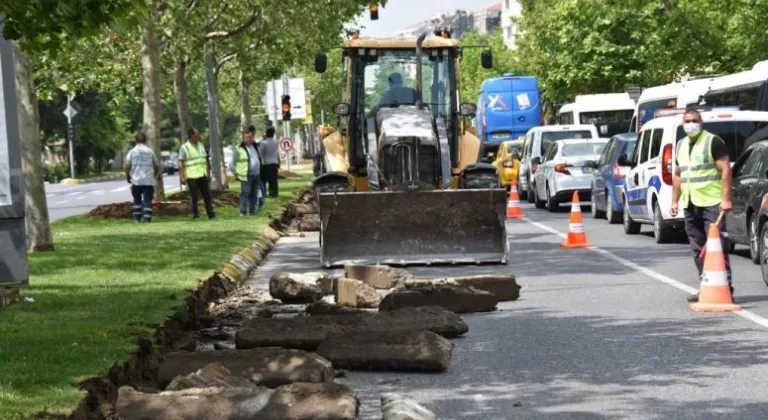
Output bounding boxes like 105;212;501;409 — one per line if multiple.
258;127;280;198
178;127;216;220
230;125;263;216
124;132;160;223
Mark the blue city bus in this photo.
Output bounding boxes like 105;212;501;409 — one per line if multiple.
475;74;542;157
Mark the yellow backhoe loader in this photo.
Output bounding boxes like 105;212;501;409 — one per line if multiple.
312;32;508;267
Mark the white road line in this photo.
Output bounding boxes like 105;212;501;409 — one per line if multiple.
520;216;768;330
51;200;69;205
90;190;106;195
111;186;130;192
75;195;88;200
66;192;80;196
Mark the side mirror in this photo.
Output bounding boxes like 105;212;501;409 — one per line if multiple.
617;154;630;167
532;156;542;165
460;103;477;117
584;160;598;169
481;50;493;69
314;53;328;73
332;103;350;116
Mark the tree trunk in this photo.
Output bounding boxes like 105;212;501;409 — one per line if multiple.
140;19;165;201
239;70;251;129
203;47;225;191
13;41;54;252
174;58;193;143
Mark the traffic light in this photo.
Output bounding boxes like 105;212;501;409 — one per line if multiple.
369;3;379;20
281;94;291;121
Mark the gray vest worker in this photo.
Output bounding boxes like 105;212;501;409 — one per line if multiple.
259;137;280;165
126;144;158;186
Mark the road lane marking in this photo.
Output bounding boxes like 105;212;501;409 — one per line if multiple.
52;200;69;205
520;216;768;330
75;195;88;200
90;190;106;195
111;186;130;192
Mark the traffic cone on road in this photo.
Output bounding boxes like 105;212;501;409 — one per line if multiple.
690;223;741;312
506;185;523;219
560;191;592;249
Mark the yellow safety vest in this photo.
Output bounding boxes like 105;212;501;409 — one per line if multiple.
182;141;207;179
235;145;250;179
676;131;722;208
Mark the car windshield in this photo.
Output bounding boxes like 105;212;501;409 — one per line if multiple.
541;130;593;154
621;141;637;157
562;142;608;157
675;120;766;162
507;144;521;154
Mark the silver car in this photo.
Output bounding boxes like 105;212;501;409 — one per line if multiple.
531;138;608;212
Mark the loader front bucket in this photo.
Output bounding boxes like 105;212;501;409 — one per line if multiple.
317;189;509;267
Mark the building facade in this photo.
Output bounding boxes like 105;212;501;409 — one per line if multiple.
501;0;522;49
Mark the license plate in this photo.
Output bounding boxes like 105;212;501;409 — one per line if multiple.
492;133;509;139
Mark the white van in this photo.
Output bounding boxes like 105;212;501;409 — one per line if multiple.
630;77;716;133
700;60;768;111
519;124;600;201
558;93;635;138
619;110;768;243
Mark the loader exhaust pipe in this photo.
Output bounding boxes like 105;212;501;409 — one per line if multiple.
415;32;427;110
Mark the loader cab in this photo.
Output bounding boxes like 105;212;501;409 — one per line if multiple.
313;35;492;188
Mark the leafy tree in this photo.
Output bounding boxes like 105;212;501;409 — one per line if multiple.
458;29;518;104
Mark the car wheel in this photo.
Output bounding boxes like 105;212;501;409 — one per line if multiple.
526;176;535;203
591;186;605;219
653;201;673;244
518;176;528;200
546;185;558;212
761;220;768;286
533;183;545;209
749;215;760;264
623;198;641;234
606;191;622;224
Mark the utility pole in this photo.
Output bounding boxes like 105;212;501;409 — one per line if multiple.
203;44;224;190
282;73;292;170
63;95;77;179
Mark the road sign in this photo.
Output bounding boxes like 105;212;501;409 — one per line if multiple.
279;137;294;152
63;103;77;122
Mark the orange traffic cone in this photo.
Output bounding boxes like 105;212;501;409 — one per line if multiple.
560;191;592;248
506;185;523;219
690;223;741;312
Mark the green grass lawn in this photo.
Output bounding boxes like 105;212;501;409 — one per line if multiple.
0;175;311;419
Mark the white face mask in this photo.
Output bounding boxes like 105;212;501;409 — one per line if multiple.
683;122;702;137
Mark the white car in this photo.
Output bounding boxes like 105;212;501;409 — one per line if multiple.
619;109;768;243
531;138;609;211
518;124;600;202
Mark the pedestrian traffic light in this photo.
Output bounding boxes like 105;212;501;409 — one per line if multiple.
281;95;291;121
369;3;379;20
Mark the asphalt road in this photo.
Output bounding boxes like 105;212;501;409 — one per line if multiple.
44;175;181;221
248;200;768;419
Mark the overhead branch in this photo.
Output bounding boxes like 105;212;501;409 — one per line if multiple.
204;3;259;40
215;52;239;75
202;3;230;32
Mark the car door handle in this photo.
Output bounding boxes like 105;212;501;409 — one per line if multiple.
647;166;656;170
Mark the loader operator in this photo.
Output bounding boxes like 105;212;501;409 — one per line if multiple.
376;72;417;109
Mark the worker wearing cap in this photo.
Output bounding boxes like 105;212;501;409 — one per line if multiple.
670;108;733;303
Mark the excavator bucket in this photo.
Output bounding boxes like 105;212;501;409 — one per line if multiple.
317;189;509;267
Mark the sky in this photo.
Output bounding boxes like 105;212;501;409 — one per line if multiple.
354;0;500;37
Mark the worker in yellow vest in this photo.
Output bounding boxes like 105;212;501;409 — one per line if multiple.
229;126;263;216
670;108;733;303
178;127;216;220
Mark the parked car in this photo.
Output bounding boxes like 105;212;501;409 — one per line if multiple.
758;193;768;285
163;152;179;175
519;124;600;202
585;133;638;223
726;140;768;263
492;139;524;189
618;109;768;244
531;138;608;211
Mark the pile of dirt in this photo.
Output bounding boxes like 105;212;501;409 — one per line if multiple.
167;190;240;207
88;190;242;220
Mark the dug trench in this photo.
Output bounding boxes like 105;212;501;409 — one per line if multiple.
60;188;323;420
61;188;523;419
